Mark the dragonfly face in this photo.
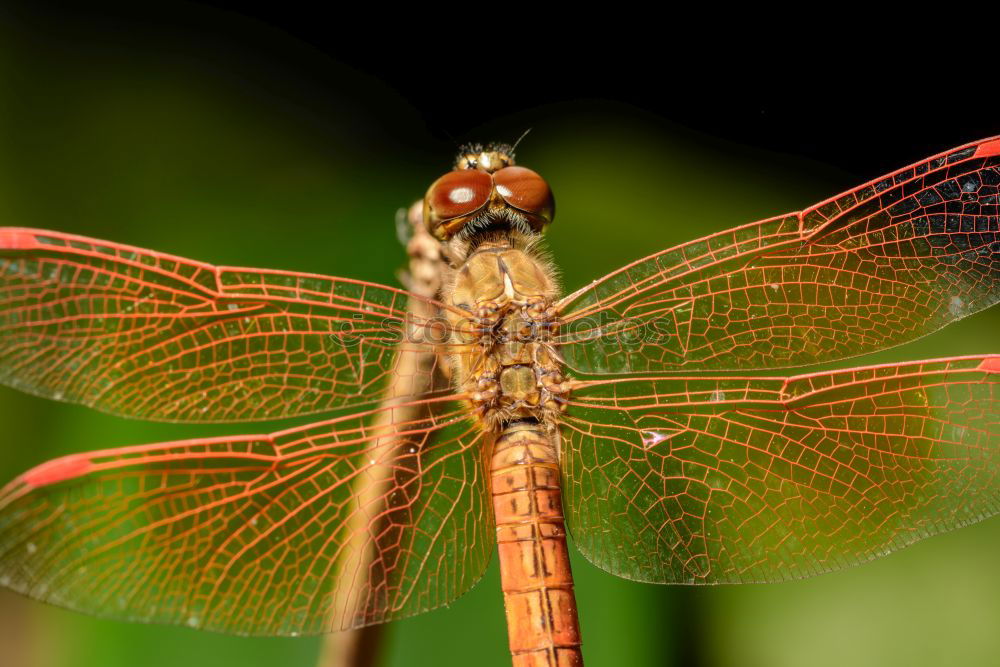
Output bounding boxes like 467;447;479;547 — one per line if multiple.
0;136;997;667
424;145;555;241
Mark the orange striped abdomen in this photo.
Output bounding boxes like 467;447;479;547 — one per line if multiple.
491;422;583;667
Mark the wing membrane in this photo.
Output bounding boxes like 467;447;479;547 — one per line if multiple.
558;137;1000;373
560;356;1000;583
0;228;462;422
0;396;491;635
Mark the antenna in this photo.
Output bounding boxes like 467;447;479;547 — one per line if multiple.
510;128;533;155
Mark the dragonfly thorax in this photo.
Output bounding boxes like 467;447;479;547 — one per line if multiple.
443;237;568;429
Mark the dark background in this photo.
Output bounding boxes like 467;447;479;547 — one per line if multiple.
0;3;998;667
9;1;1000;172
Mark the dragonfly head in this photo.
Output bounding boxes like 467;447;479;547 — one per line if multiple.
424;143;555;241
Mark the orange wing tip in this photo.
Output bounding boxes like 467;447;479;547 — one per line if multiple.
977;356;1000;374
974;137;1000;158
0;229;42;250
21;456;94;488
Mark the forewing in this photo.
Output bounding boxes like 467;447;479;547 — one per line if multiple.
560;356;1000;583
559;137;1000;373
0;228;459;422
0;397;492;635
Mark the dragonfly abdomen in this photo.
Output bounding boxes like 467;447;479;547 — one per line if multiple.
491;421;583;667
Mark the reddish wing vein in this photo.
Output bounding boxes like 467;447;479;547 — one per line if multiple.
561;355;1000;583
0;395;493;636
0;228;465;422
557;137;1000;373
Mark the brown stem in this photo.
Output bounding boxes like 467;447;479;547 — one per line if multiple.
0;591;32;667
314;201;448;667
316;622;384;667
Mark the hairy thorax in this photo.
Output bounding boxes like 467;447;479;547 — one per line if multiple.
442;233;568;429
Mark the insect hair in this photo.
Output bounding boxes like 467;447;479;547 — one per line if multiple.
442;227;561;296
462;207;534;239
455;140;520;165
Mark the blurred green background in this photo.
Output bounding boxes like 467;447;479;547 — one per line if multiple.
0;6;998;667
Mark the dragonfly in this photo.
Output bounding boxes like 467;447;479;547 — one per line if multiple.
0;137;998;667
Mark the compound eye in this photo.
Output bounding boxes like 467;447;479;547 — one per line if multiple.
493;166;555;223
425;170;492;221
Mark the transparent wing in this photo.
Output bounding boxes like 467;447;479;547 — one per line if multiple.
558;137;1000;373
0;228;463;422
560;356;1000;583
0;396;492;635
